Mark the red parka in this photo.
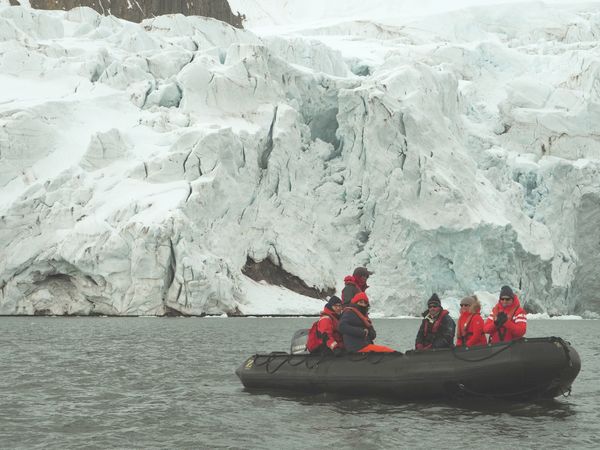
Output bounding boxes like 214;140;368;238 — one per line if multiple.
483;295;527;343
316;309;344;351
456;311;486;347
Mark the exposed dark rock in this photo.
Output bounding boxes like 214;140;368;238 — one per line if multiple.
259;106;278;170
226;306;243;316
13;0;244;28
242;256;335;299
33;272;72;284
164;305;191;317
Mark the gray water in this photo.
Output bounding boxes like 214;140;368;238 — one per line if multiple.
0;317;598;449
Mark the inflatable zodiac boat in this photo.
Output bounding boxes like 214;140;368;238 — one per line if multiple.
236;337;580;401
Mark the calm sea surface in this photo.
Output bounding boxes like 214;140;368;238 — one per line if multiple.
0;317;598;449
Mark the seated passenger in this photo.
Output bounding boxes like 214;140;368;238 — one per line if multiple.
415;294;456;350
483;285;527;343
306;296;344;355
456;295;487;347
339;292;394;353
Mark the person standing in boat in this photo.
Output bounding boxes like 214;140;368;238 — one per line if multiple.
306;296;344;355
341;267;372;306
338;292;395;353
455;295;487;347
483;285;527;343
415;294;456;350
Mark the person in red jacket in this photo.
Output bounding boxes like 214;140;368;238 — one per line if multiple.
308;296;344;354
341;267;373;306
483;285;527;343
456;295;487;347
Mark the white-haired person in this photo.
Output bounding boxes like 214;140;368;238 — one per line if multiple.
456;295;487;347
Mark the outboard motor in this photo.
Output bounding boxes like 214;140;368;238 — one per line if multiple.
290;329;310;354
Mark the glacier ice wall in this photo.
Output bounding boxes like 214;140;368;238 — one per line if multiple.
1;3;600;316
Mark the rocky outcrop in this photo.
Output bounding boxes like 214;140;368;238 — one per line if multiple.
242;257;336;299
9;0;244;27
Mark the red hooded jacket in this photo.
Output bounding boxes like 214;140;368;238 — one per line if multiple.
456;311;486;347
316;309;344;350
483;295;527;343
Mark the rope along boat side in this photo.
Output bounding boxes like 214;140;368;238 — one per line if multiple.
236;337;581;401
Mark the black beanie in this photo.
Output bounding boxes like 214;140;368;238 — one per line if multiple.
353;267;373;278
427;293;441;308
326;295;342;310
499;285;514;299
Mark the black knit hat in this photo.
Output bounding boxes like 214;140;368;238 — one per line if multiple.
325;296;342;310
499;285;514;299
353;267;373;278
427;293;441;308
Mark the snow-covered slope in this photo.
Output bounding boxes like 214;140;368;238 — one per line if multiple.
1;1;599;317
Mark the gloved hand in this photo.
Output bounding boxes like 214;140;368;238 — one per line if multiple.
495;311;508;327
332;347;344;357
367;327;376;341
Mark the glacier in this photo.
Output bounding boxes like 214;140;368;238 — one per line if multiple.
0;0;599;317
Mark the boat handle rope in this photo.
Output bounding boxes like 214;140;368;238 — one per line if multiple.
305;355;323;369
254;351;395;375
254;354;285;374
252;354;280;368
451;340;516;362
348;353;370;362
287;356;310;367
452;337;573;366
253;353;326;373
550;336;573;368
266;356;293;374
252;354;292;374
362;353;388;364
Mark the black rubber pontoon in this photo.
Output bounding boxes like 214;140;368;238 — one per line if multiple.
236;337;580;401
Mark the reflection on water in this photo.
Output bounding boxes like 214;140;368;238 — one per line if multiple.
246;389;577;418
448;398;577;418
0;317;597;449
